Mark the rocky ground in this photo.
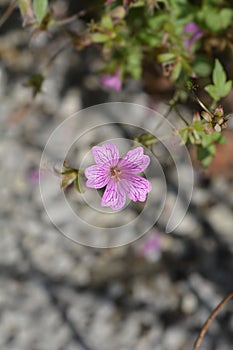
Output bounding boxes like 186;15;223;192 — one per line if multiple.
0;2;233;350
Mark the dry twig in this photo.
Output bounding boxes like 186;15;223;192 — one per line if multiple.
193;291;233;350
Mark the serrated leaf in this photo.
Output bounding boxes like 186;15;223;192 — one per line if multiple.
213;59;226;88
219;8;233;30
205;60;232;101
204;8;233;32
33;0;48;23
201;132;223;147
222;80;232;96
197;145;216;168
204;85;218;101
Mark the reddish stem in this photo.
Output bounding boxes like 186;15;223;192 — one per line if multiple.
193;291;233;350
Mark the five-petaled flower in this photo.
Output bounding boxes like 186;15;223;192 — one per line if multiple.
85;142;152;210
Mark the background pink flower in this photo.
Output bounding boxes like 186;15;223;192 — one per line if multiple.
137;231;162;262
100;70;122;91
183;22;204;51
85;142;151;210
28;169;40;184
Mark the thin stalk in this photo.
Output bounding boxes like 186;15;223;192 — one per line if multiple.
193;291;233;350
0;0;18;27
43;41;70;72
174;105;189;126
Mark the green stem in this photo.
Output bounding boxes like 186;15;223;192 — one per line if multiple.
210;99;217;111
174;105;189;126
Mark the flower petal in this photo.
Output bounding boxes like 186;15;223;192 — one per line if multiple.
118;147;150;174
85;165;110;189
92;142;119;167
101;178;126;210
183;22;203;50
121;175;152;202
100;70;122;91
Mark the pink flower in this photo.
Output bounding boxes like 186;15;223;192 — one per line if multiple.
138;232;161;262
85;142;152;210
100;70;122;91
183;22;204;50
28;169;40;183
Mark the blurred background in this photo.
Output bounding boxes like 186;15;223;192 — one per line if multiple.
0;1;233;349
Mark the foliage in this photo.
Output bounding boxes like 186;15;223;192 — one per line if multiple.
178;105;228;167
1;0;233;171
205;59;232;101
54;162;82;192
33;0;48;24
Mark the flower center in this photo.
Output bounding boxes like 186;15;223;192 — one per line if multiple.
110;166;121;179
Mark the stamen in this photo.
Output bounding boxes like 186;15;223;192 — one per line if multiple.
110;166;121;179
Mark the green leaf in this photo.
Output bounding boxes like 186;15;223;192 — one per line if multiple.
213;59;226;87
148;14;167;30
91;33;109;43
171;61;182;81
222;80;232;96
204;8;233;32
205;59;232;101
157;53;176;63
204;85;218;101
197;146;215;167
125;47;142;79
201;132;222;147
101;14;113;30
219;8;233;30
33;0;48;23
193;56;212;77
181;129;189;144
138;32;161;47
218;134;227;144
23;73;44;97
135;133;157;146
